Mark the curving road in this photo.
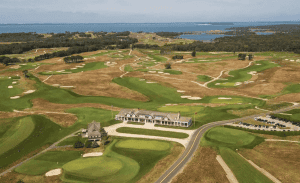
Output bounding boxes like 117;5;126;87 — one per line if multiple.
155;104;300;183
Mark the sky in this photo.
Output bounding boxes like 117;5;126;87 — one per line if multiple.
0;0;300;23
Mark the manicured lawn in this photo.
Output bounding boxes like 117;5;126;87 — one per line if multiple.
219;147;273;183
116;127;189;139
197;75;213;82
38;61;108;75
0;76;23;99
14;151;82;175
115;139;170;151
0;115;62;170
207;60;280;88
137;61;156;67
0;116;34;156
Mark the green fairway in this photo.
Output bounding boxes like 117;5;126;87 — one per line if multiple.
219;147;273;183
207;60;280;88
0;115;63;170
186;55;236;63
0;117;34;156
116;127;189;139
197;75;213;82
147;54;167;62
0;63;53;74
163;69;182;75
0;76;23;99
115;139;170;151
83;50;118;58
124;64;134;72
15;151;82;175
38;61;108;75
137;61;156;67
270;109;300;123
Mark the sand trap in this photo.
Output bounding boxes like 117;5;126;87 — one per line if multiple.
20;64;27;65
188;97;201;100
12;81;17;84
23;90;35;94
186;61;194;62
181;96;191;98
83;152;103;157
164;73;170;75
235;82;242;86
10;96;20;99
148;71;156;73
158;72;164;74
71;68;77;70
82;64;85;65
76;66;84;68
177;90;185;93
8;86;13;88
218;97;232;100
146;82;157;83
8;77;11;79
248;71;257;75
285;59;289;60
165;104;172;106
45;168;62;177
256;64;261;65
52;84;60;86
60;86;74;88
215;83;220;85
290;60;295;61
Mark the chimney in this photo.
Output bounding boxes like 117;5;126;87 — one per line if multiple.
177;111;180;120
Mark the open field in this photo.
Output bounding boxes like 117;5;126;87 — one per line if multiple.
116;127;189;139
239;141;300;183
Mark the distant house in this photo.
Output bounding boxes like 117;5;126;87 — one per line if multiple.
82;121;107;141
115;108;192;127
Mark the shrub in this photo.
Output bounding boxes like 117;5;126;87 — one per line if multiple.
164;62;171;69
238;53;246;60
191;50;196;57
74;140;84;148
172;55;183;59
85;140;93;148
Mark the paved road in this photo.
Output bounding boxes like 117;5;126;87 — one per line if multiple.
0;128;82;177
155;104;300;183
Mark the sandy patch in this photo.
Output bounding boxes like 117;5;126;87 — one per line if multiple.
181;96;191;98
177;90;185;93
45;168;62;177
188;97;202;100
23;90;35;94
83;152;103;157
10;96;20;99
218;97;232;99
8;86;13;88
146;81;157;83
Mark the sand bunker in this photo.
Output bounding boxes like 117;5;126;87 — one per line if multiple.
186;61;194;62
83;152;103;157
71;68;77;70
146;82;157;83
256;64;261;65
10;96;20;99
181;96;191;98
248;71;257;75
60;86;74;88
148;71;156;73
177;90;185;93
290;60;295;61
215;83;221;85
23;90;35;94
166;104;172;106
76;66;84;68
218;97;232;100
139;79;145;81
45;168;62;177
158;72;164;74
12;81;17;84
234;82;242;86
8;86;13;88
188;97;202;100
164;73;170;75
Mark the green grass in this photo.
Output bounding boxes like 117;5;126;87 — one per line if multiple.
163;69;182;75
0;115;63;170
0;76;23;100
83;50;117;58
0;63;53;74
137;61;156;67
270;109;300;123
260;102;293;111
116;127;189;139
219;147;273;183
197;75;213;82
147;54;167;62
38;62;107;75
57;136;85;146
115;139;170;151
207;60;280;88
0;117;34;156
201;126;271;183
124;64;134;72
15;151;83;175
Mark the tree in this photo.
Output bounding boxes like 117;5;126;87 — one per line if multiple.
74;140;84;148
248;54;253;60
191;49;196;57
165;62;171;69
85;140;92;148
238;53;246;60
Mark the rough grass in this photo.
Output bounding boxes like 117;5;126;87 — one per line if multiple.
270;108;300;123
83;50;117;58
14;151;82;175
115;139;170;151
163;69;182;75
57;136;85;146
124;64;134;72
116;127;189;139
207;60;280;88
147;54;167;62
38;62;107;75
0;116;34;156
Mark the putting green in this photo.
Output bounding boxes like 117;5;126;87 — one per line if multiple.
0;116;34;156
115;139;170;151
63;156;123;178
206;127;256;146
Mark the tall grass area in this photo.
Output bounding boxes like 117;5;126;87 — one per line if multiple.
83;50;117;58
38;62;107;75
197;75;213;82
207;60;280;88
201;126;272;183
116;127;189;139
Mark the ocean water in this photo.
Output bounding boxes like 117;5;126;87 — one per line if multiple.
0;21;299;41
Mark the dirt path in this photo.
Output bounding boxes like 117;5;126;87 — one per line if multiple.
238;153;282;183
265;139;300;143
204;70;226;87
216;155;239;183
42;74;53;83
